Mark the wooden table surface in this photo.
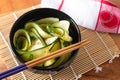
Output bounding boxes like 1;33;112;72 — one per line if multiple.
0;0;120;80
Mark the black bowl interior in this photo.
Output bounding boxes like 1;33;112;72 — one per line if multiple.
10;8;81;71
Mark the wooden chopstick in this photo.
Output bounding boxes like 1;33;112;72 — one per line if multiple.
26;39;90;67
0;39;89;79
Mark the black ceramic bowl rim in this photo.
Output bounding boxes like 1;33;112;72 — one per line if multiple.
10;8;81;71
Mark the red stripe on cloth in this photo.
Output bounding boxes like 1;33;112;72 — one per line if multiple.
95;0;103;30
58;0;64;10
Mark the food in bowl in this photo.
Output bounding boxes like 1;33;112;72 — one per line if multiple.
10;8;81;71
13;17;73;68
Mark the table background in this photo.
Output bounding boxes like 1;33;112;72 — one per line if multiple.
0;0;120;80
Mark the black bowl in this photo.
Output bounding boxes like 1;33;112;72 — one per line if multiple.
10;8;81;71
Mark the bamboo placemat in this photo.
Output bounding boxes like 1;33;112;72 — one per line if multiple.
0;5;120;80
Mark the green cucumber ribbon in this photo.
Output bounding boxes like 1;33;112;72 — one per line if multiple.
13;18;73;68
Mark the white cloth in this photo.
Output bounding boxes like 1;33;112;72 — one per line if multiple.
41;0;120;33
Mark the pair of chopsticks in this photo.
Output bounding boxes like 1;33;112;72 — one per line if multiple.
0;39;90;79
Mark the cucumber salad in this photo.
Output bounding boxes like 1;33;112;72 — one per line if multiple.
13;17;73;68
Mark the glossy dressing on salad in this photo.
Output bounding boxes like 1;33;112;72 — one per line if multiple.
13;17;72;69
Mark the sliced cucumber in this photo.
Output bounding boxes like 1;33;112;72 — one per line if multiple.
44;39;61;67
30;44;52;59
48;39;72;68
49;53;71;68
47;26;65;37
13;18;73;69
39;24;50;33
51;21;72;42
37;17;59;24
25;22;51;39
30;28;46;47
51;20;70;34
28;39;45;51
34;39;60;68
16;36;59;61
44;58;56;67
17;43;53;61
13;29;31;50
45;36;58;45
16;36;29;50
21;53;33;61
60;32;72;42
49;39;61;52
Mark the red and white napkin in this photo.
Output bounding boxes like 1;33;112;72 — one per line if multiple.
41;0;120;33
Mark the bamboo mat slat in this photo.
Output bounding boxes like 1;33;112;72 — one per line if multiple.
0;33;26;79
0;5;120;79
